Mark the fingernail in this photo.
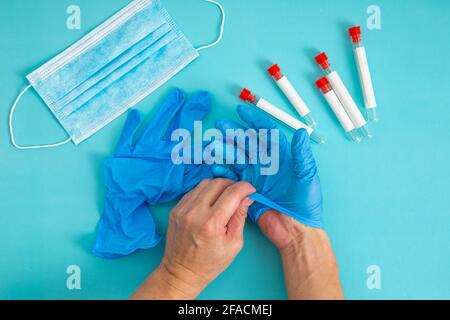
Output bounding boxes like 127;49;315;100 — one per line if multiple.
242;197;254;207
246;183;256;194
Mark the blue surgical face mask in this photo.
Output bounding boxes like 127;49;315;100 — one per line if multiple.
9;0;225;149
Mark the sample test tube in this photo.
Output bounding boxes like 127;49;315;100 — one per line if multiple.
239;88;325;144
315;52;372;138
315;77;361;143
349;26;378;122
267;64;317;127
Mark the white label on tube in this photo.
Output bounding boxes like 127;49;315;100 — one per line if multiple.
276;76;310;117
355;46;377;109
255;98;313;135
326;71;367;128
323;91;355;133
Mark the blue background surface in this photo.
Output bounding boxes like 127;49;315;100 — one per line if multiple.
1;0;449;299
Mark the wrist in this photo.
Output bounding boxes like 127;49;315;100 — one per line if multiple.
279;224;338;281
279;222;316;258
157;258;209;299
279;224;343;299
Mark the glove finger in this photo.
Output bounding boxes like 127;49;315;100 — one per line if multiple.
138;88;186;144
291;129;317;182
212;165;239;181
237;104;288;154
215;119;253;168
93;196;161;258
247;202;271;224
215;118;248;134
204;138;249;172
114;109;142;156
237;104;279;130
163;91;211;140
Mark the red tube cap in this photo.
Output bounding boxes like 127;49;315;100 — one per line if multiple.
268;64;280;76
268;64;283;80
348;26;361;43
239;88;256;103
315;77;331;94
315;52;330;70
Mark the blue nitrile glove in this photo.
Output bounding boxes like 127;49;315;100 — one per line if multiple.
212;105;323;228
93;89;213;258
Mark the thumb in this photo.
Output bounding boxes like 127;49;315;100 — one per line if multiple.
226;197;253;241
291;129;317;182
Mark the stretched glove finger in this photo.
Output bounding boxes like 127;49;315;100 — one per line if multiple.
291;129;317;182
114;109;142;156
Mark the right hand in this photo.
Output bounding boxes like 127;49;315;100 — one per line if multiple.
256;209;311;251
212;105;323;234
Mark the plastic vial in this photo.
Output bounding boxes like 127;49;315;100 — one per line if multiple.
315;77;361;143
267;64;317;127
314;52;371;139
349;26;378;123
239;88;325;144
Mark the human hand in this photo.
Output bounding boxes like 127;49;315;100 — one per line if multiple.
131;179;255;299
258;209;344;300
212;105;323;233
251;209;307;250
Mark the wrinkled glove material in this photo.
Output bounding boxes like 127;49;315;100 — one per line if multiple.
93;89;213;258
212;105;323;229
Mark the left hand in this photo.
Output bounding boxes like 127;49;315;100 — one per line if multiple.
131;179;255;299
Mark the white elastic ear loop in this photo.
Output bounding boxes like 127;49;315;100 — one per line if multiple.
9;85;72;150
195;0;225;52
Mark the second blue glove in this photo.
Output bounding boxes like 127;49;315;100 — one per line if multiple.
212;105;323;228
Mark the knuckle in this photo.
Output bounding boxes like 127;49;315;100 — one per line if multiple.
169;210;177;221
172;208;195;227
212;178;233;187
223;184;243;199
223;181;254;199
197;195;212;207
183;211;196;225
235;181;255;193
200;220;217;237
198;179;211;188
213;203;225;213
170;207;181;219
174;192;192;209
213;207;227;218
172;211;183;225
